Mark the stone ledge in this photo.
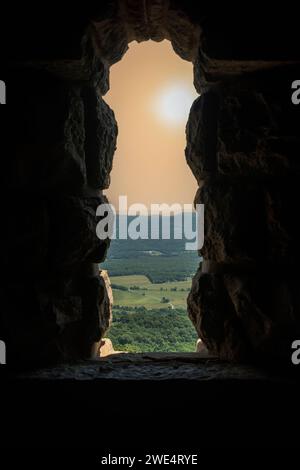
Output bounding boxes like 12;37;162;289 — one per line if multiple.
15;353;298;383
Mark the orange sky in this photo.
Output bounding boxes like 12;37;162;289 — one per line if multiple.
104;40;198;212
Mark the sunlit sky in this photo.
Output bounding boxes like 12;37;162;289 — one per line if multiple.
104;40;198;213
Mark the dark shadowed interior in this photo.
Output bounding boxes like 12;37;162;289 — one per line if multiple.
2;1;300;365
1;1;300;448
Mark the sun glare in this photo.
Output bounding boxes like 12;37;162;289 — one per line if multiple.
104;39;199;210
153;81;198;126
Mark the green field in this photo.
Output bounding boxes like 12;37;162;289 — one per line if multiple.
101;217;200;352
101;253;200;283
106;273;197;352
108;306;197;353
110;274;191;309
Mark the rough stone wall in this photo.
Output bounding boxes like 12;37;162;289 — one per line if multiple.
1;50;117;366
1;1;300;365
186;18;300;363
0;0;202;366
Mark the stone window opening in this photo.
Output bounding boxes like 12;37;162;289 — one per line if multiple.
5;2;297;367
97;38;202;355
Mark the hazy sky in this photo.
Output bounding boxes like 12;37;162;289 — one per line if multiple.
104;40;198;213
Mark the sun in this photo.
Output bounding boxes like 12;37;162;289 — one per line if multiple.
152;81;198;127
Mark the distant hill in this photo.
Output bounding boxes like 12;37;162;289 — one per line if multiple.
107;213;199;258
101;214;201;283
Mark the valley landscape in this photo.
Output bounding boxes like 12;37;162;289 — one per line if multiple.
101;214;200;352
